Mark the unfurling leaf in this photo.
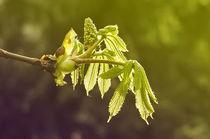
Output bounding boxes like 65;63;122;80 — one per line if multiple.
69;40;84;88
80;64;85;84
98;56;111;98
107;61;133;122
99;66;124;79
76;41;85;84
134;61;158;104
103;49;116;56
123;60;133;77
104;38;127;62
98;25;119;36
71;68;79;90
141;85;154;114
84;57;99;95
107;35;128;52
133;60;158;124
135;89;149;125
107;77;130;122
134;61;142;90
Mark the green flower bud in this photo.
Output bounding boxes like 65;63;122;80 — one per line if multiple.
57;59;76;73
84;17;98;47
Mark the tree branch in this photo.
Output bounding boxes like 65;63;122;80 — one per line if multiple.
0;48;40;65
0;48;56;73
0;48;124;74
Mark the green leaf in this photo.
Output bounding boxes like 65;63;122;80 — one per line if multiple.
69;40;78;56
101;49;116;60
107;35;128;52
134;61;142;90
70;40;84;57
107;77;131;122
129;70;135;92
98;57;111;98
104;38;127;62
141;85;154;114
77;41;84;55
84;57;99;96
98;25;119;36
99;66;124;79
80;64;85;84
134;60;157;124
71;68;79;90
123;60;133;77
138;61;158;104
135;89;149;125
107;61;133;122
103;49;116;57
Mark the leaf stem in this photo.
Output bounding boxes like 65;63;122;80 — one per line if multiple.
77;37;104;58
71;57;125;66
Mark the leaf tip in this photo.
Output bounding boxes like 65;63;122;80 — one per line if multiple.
73;85;76;90
142;116;149;125
107;116;112;123
101;94;104;99
86;90;90;96
154;100;158;104
150;114;154;119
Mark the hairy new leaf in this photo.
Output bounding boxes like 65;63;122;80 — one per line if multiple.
135;89;149;125
71;68;79;90
80;64;85;84
104;38;127;62
141;86;154;114
84;57;99;95
99;66;124;79
133;60;158;124
107;61;133;122
107;35;128;52
98;25;118;36
134;61;142;90
135;61;158;104
107;77;130;122
98;56;111;98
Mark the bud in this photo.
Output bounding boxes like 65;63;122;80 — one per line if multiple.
84;17;98;47
57;59;76;73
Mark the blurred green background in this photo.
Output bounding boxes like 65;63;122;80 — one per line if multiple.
0;0;210;139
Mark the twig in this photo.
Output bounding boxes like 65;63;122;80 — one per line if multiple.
0;48;125;74
0;48;56;73
0;48;40;65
